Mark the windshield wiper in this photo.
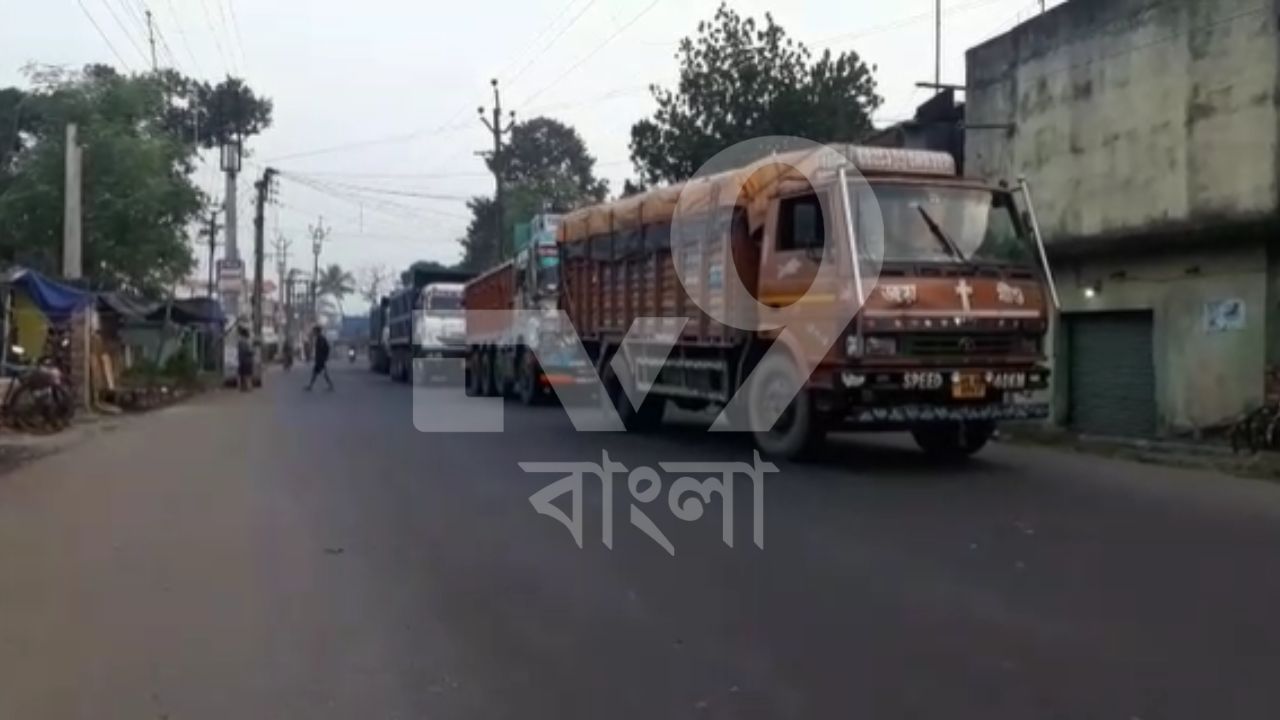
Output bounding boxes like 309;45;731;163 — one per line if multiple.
915;206;973;267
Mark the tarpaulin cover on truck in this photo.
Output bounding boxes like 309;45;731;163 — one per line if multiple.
557;145;957;244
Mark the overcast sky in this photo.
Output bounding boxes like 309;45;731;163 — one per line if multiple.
3;0;1063;283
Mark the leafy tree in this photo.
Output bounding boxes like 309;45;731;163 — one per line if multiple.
629;3;881;185
399;259;457;288
459;117;607;270
0;65;273;295
317;263;355;315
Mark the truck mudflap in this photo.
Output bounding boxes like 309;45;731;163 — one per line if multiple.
844;402;1049;426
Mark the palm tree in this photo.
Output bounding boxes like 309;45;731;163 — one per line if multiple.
316;264;356;317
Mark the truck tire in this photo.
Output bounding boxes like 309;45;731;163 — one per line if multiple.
479;351;496;397
911;421;993;460
603;355;664;432
747;352;825;461
465;350;484;397
516;352;543;406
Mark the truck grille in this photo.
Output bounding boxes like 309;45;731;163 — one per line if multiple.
901;334;1023;357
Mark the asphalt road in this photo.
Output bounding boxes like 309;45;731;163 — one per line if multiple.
2;363;1280;719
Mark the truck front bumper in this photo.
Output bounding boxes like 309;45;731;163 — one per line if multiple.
842;401;1049;426
414;345;468;360
817;364;1051;428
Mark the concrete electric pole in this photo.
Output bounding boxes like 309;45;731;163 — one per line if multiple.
145;10;158;71
308;218;329;325
252;166;277;346
62;123;82;280
205;207;222;298
477;79;515;261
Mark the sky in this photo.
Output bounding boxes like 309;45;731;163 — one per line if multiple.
2;0;1064;284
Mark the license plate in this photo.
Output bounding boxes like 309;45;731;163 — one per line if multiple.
952;373;987;399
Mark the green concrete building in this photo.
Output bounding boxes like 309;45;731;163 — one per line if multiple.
966;0;1280;436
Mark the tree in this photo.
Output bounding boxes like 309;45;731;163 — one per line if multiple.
629;3;881;185
398;259;456;288
459;117;607;270
317;263;355;316
0;65;273;295
357;264;392;305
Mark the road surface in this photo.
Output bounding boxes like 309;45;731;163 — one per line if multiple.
2;364;1279;719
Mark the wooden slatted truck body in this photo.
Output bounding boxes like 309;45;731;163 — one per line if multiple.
556;144;1057;459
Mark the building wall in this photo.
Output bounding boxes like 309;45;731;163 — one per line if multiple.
1052;242;1267;432
966;0;1280;243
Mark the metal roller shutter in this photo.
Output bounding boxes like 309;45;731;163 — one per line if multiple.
1067;311;1157;436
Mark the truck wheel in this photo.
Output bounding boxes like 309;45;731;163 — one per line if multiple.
478;352;495;397
465;351;483;396
517;354;543;406
747;352;825;461
603;356;664;432
911;421;994;460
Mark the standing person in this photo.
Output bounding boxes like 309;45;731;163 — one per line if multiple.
305;326;334;391
236;326;254;392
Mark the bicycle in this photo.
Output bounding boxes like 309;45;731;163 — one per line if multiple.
1;359;74;434
1230;404;1280;454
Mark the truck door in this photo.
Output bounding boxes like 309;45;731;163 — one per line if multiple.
758;189;838;315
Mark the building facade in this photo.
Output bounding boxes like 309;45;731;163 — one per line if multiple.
966;0;1280;435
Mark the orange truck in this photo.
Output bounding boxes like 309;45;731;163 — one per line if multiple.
555;144;1058;460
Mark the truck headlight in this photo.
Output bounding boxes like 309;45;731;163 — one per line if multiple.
864;336;897;356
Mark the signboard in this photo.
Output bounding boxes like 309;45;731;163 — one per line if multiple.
217;259;244;293
1204;298;1246;333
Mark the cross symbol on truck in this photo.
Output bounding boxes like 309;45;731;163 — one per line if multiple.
954;278;974;312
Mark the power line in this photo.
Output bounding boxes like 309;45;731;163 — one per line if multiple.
74;0;135;70
196;0;234;75
505;0;601;87
281;173;472;222
277;172;473;202
162;0;205;77
224;0;249;72
95;0;151;66
520;0;663;107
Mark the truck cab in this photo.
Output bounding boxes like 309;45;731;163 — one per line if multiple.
749;152;1053;457
414;283;466;358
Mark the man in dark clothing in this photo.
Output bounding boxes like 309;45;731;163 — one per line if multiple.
236;327;254;392
306;326;334;391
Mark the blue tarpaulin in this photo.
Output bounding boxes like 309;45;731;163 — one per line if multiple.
7;268;93;319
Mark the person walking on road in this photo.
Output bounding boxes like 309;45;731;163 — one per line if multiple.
236;326;255;392
305;326;334;391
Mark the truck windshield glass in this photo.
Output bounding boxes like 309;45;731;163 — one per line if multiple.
427;295;461;311
863;184;1032;265
538;256;560;291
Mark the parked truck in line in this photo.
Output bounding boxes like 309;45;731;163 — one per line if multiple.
553;144;1058;460
386;266;473;383
464;214;590;404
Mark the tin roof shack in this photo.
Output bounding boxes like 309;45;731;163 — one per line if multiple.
965;0;1280;436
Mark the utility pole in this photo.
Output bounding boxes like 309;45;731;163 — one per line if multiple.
220;94;243;322
145;10;158;71
273;234;291;335
62;123;82;280
205;207;222;298
308;218;329;325
477;78;516;260
251;167;277;347
934;0;942;89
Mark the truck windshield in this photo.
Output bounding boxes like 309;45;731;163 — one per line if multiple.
863;184;1033;266
538;254;560;292
426;295;461;311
